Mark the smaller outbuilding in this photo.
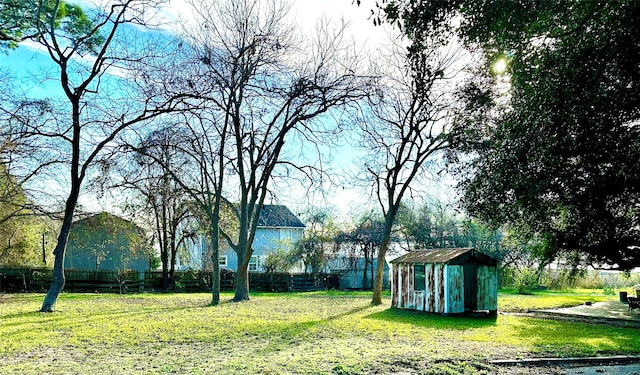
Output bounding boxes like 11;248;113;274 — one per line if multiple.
390;248;498;315
65;212;151;273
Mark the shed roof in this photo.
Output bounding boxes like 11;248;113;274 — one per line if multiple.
73;211;135;227
390;248;497;266
257;205;305;228
72;211;145;234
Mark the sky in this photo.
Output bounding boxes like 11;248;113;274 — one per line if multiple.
0;0;457;220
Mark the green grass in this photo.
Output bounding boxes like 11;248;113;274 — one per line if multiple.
0;290;637;374
499;288;618;312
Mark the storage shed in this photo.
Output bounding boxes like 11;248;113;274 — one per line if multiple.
390;248;498;315
65;212;151;273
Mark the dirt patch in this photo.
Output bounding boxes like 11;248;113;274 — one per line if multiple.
564;363;640;375
492;357;640;375
368;358;497;374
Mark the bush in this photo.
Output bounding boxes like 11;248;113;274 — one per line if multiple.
262;250;295;274
575;271;606;289
513;268;539;295
540;269;587;290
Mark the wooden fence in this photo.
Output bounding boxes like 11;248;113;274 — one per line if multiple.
0;267;339;293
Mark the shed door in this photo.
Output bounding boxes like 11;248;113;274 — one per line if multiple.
463;264;477;310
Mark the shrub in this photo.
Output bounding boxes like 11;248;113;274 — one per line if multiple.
262;250;295;274
513;268;539;294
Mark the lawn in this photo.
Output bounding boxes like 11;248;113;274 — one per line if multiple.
0;290;637;374
498;288;619;312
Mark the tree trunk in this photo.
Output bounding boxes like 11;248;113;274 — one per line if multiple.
40;194;77;312
210;227;220;306
370;256;374;289
40;246;66;312
362;251;369;290
161;249;169;290
372;206;397;305
211;256;220;305
170;239;177;290
232;214;253;302
162;203;170;290
371;239;389;305
233;253;250;301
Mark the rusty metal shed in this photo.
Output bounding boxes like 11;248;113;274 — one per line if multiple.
390;248;498;315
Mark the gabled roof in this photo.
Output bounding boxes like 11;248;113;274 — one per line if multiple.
73;211;132;225
390;248;497;266
72;212;143;232
257;205;305;228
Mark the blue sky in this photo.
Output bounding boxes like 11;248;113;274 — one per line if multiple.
0;0;457;218
1;44;66;99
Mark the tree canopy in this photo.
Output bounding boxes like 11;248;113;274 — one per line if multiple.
379;0;640;269
0;0;103;50
0;163;51;266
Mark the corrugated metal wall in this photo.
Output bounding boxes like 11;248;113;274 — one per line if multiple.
392;262;497;314
445;265;464;313
476;265;498;311
393;263;461;313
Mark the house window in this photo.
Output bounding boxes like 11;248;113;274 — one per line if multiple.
280;228;293;240
249;256;260;271
414;264;426;291
219;255;227;267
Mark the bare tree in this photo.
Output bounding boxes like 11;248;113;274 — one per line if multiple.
112;127;197;290
351;216;385;290
125;116;230;305
185;0;369;301
1;87;62;225
3;0;196;312
358;34;463;305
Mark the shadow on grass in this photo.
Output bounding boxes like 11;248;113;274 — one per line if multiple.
0;298;214;330
296;303;377;330
502;315;640;356
247;290;390;299
365;308;497;329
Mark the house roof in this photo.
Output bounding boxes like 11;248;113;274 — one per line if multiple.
72;212;143;232
257;205;305;228
390;248;497;266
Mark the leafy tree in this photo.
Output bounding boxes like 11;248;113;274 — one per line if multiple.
0;0;102;49
377;0;640;270
0;71;56;267
292;207;339;275
397;200;467;250
345;215;385;290
455;2;640;270
396;199;530;281
0;165;52;266
397;200;506;257
262;249;294;274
